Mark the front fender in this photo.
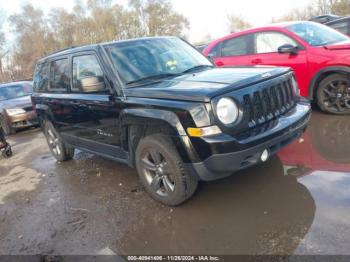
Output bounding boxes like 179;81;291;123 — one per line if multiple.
121;108;187;136
120;108;200;163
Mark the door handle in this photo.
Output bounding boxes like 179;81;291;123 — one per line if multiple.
216;61;224;67
252;58;262;64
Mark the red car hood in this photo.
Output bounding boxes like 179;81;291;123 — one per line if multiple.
324;41;350;50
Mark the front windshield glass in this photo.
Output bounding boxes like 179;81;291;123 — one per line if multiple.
286;22;349;46
0;83;33;101
106;37;212;85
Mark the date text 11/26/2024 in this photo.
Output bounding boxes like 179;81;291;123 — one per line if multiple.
127;256;220;261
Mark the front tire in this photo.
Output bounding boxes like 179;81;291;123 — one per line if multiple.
317;74;350;114
135;134;198;206
0;116;15;135
44;121;75;162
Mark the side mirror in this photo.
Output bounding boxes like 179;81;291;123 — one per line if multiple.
278;44;299;55
79;76;106;93
207;53;215;63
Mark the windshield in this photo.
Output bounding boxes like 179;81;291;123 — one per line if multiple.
0;83;33;101
106;37;212;86
286;22;349;46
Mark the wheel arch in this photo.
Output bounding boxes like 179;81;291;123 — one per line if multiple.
120;108;199;167
308;66;350;101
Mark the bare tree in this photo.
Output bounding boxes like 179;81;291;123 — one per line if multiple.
227;14;252;33
129;0;189;37
1;0;190;83
274;0;350;22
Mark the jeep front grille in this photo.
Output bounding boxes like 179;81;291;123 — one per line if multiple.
242;78;296;126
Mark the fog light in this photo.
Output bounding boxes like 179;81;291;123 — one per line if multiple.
261;149;269;162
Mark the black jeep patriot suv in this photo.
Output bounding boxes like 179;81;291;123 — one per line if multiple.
32;37;311;205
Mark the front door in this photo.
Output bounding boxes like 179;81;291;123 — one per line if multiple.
65;53;125;159
252;31;309;94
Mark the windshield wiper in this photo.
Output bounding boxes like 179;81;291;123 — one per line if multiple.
181;65;214;74
126;73;181;86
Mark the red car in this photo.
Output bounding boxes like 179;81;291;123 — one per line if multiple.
203;21;350;114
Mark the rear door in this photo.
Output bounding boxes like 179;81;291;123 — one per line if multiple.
46;56;72;134
213;34;256;67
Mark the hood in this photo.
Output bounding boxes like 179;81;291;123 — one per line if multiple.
0;95;32;110
324;40;350;50
124;67;291;102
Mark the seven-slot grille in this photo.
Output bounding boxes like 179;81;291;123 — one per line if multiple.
243;78;296;126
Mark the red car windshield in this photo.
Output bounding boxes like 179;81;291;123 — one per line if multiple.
286;22;349;46
0;83;33;101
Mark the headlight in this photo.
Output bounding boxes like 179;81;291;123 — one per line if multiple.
6;108;26;116
216;97;239;125
291;77;300;96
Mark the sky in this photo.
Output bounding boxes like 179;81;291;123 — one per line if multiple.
0;0;314;43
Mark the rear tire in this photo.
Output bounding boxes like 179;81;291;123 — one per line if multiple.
316;74;350;114
44;121;75;162
135;134;198;206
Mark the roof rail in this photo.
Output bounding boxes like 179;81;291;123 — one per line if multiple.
46;45;79;57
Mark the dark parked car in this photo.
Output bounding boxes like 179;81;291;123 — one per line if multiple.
0;81;38;135
32;37;311;205
309;14;350;36
326;16;350;36
309;14;341;24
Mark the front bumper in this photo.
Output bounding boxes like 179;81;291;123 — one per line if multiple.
188;102;311;181
8;111;38;129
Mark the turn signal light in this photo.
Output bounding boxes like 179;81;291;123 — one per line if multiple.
187;126;221;137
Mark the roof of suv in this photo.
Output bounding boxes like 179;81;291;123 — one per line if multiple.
325;16;350;25
37;36;177;63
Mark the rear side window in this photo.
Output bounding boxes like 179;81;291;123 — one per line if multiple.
72;54;106;93
221;35;253;57
49;58;70;92
256;32;298;54
33;62;49;92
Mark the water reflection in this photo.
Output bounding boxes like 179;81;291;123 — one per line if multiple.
116;157;315;255
278;112;350;174
294;171;350;255
278;111;350;254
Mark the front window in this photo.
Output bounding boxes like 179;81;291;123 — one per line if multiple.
286;22;349;46
49;58;70;92
256;32;299;53
106;37;212;86
0;83;33;101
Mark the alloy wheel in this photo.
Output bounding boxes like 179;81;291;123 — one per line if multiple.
47;128;61;156
140;148;175;197
321;79;350;113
